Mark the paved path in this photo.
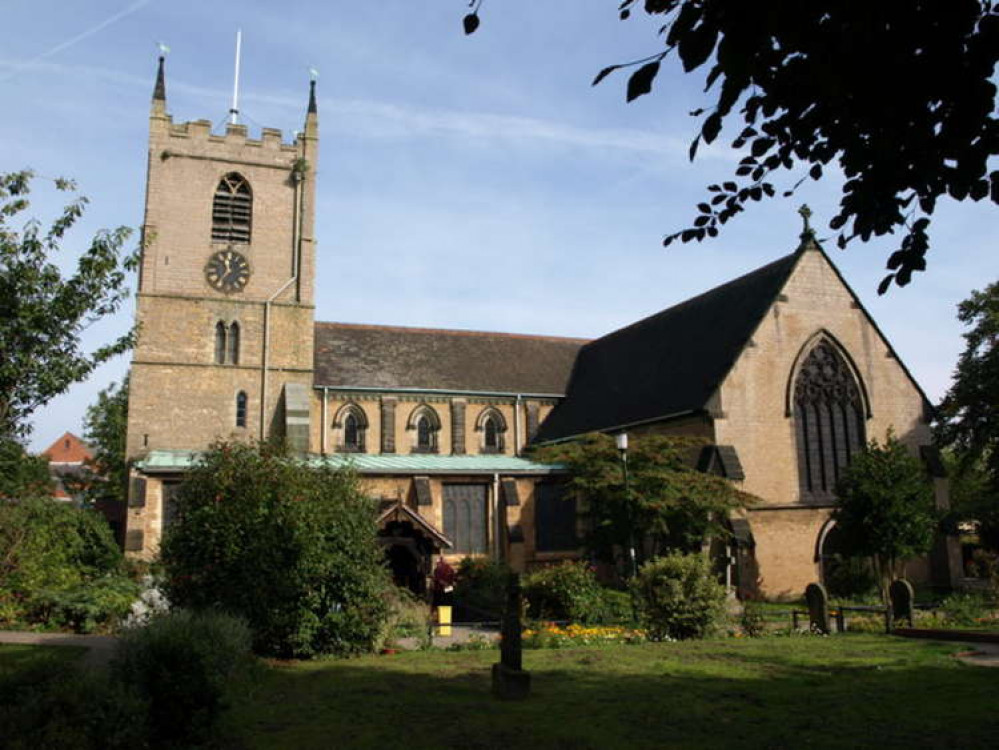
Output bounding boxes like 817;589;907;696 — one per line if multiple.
953;642;999;668
396;624;500;651
0;631;117;668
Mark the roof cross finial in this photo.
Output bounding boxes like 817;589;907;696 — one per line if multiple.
798;204;815;240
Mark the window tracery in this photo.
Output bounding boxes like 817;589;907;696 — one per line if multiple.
212;173;252;244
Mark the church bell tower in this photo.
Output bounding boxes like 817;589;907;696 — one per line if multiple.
124;56;318;555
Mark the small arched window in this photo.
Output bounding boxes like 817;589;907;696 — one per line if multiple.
417;416;432;450
235;391;248;428
214;322;227;364
212;173;252;244
345;414;359;449
407;404;440;453
475;407;507;453
333;403;368;453
227;322;240;365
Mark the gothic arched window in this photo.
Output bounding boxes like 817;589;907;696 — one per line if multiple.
407;404;440;453
417;416;432;450
333;403;368;453
214;321;227;364
475;407;507;453
227;322;240;365
235;391;248;428
212;173;252;244
792;340;866;502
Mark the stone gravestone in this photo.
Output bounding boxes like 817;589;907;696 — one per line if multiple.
805;582;831;634
889;579;915;628
492;572;531;699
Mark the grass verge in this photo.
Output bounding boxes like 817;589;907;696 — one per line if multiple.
227;634;996;750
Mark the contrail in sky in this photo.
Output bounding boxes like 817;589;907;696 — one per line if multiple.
0;0;153;82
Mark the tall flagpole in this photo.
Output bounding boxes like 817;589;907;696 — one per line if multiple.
229;29;242;125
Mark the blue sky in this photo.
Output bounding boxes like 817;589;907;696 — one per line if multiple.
1;0;993;453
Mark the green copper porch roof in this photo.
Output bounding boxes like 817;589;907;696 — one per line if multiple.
135;450;563;475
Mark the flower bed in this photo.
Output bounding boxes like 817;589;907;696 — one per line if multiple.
522;623;647;649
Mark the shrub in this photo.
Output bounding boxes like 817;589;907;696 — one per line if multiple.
940;592;990;627
28;575;139;634
111;609;254;748
384;586;431;647
160;442;390;657
823;555;878;599
524;560;616;624
739;599;767;637
0;658;147;750
631;553;726;641
0;498;134;630
453;557;511;621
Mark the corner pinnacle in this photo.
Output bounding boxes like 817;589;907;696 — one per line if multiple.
153;55;166;102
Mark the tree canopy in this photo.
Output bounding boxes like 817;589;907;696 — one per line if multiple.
936;280;999;550
832;433;936;597
531;433;753;573
77;375;130;507
0;170;136;439
462;2;999;293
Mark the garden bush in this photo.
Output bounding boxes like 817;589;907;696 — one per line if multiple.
160;442;390;657
523;560;631;624
383;586;431;647
739;599;767;637
0;658;147;750
111;609;255;748
453;557;511;621
0;497;135;631
631;552;726;641
939;592;991;627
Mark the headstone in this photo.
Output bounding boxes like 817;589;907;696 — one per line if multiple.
492;573;531;699
805;582;830;634
889;579;915;628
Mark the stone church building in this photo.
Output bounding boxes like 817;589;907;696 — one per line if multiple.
124;61;959;598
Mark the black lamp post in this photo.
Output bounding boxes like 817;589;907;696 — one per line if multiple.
615;432;638;578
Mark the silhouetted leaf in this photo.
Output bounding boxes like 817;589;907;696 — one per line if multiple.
626;61;660;102
463;13;480;35
592;65;620;87
701;112;722;143
877;275;894;295
810;164;822;180
688;135;700;161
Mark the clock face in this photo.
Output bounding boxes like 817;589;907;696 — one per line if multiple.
205;249;250;293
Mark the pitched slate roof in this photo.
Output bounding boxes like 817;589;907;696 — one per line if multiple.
313;322;586;394
534;251;802;442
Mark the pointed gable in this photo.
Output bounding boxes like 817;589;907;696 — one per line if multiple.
535;252;801;442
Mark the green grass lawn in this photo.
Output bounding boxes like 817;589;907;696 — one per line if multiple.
227;635;997;750
0;643;86;678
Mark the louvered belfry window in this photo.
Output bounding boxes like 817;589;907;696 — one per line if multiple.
212;173;252;244
793;341;866;502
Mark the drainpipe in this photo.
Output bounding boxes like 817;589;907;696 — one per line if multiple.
321;387;328;455
259;158;304;440
492;472;502;562
513;394;522;457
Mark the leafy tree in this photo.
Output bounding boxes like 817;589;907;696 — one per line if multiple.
462;2;999;292
76;376;130;507
161;441;391;658
831;433;936;599
532;433;752;575
0;497;134;631
0;170;135;439
937;280;999;551
0;437;52;499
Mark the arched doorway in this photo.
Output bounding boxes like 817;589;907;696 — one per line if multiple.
376;501;453;596
386;542;423;593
